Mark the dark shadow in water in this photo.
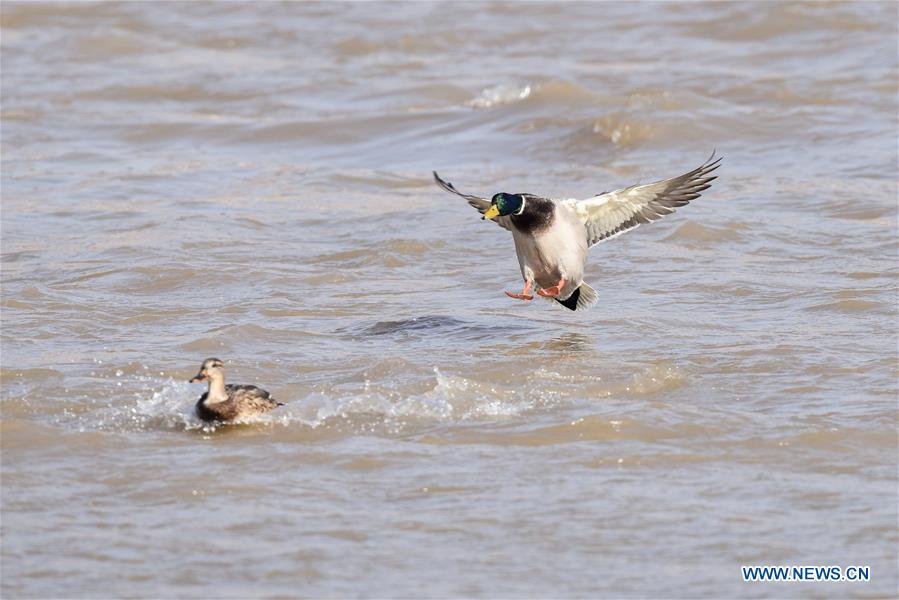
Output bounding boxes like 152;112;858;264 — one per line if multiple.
362;315;468;335
536;331;595;354
342;315;536;341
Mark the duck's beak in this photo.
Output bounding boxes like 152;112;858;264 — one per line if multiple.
482;205;500;221
189;372;207;383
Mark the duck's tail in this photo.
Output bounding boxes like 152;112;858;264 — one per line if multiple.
555;282;598;311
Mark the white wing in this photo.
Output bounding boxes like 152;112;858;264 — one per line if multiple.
562;153;722;247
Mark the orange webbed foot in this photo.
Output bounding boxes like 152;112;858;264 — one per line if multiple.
506;280;534;301
536;278;566;298
505;291;534;301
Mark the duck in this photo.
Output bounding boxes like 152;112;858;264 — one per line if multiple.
433;152;722;311
188;358;283;422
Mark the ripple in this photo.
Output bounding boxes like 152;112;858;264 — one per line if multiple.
662;221;744;244
807;299;889;313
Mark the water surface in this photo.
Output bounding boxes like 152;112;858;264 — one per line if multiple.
2;2;897;598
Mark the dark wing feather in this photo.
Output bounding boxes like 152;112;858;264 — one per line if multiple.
432;171;512;232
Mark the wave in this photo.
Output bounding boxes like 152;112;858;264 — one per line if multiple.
467;84;533;109
49;367;558;436
662;221;744;244
44;359;688;440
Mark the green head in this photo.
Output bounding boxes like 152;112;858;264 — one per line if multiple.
483;193;525;220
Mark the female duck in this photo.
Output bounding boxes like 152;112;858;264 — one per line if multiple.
189;358;282;422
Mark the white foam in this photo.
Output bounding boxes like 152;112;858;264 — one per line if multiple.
467;84;532;109
71;366;563;435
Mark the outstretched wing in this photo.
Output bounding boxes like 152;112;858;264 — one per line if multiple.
432;171;512;232
562;152;722;247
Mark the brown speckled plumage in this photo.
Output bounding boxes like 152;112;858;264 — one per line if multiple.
189;358;283;423
195;384;281;422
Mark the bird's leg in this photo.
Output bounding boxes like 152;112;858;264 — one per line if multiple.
505;279;534;301
537;278;566;298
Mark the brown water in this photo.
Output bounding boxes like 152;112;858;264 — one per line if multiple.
1;2;897;598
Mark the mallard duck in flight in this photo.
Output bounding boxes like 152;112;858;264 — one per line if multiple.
433;153;722;311
189;358;283;422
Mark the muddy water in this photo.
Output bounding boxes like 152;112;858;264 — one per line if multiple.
1;2;897;598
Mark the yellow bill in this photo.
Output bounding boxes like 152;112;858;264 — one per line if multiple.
482;205;500;220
